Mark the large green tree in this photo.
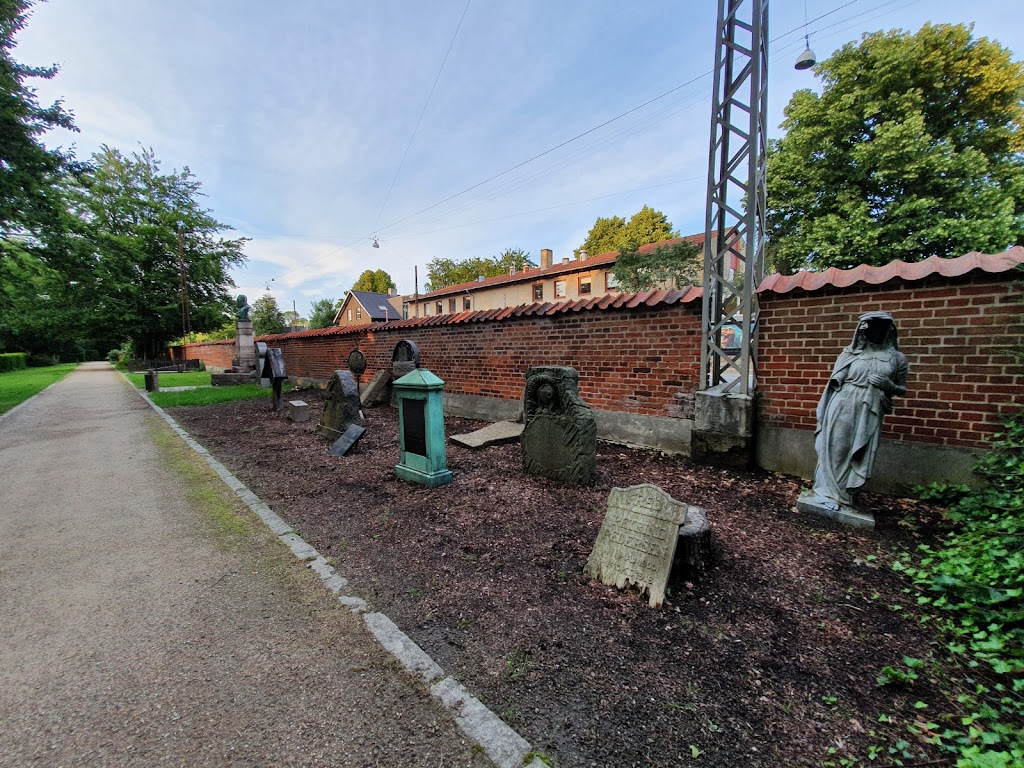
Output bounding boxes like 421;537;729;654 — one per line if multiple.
67;146;247;356
610;240;702;292
574;206;678;258
767;24;1024;274
351;269;396;294
425;247;532;291
307;297;337;329
251;294;286;336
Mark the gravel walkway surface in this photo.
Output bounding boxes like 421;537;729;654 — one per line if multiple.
0;363;494;767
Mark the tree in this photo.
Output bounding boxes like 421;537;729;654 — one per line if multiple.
251;294;286;336
308;298;337;329
281;310;307;328
351;269;396;294
424;247;533;291
574;207;678;258
65;146;247;357
0;0;79;240
610;240;702;292
766;24;1024;274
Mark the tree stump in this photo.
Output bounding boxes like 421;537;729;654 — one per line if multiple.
671;507;716;583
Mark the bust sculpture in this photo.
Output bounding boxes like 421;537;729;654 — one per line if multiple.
800;311;909;526
236;294;251;322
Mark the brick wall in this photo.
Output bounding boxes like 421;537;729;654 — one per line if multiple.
758;271;1024;449
176;268;1022;456
172;339;235;371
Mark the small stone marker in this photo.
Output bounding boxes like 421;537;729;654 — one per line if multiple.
450;420;524;450
328;424;367;456
144;369;160;393
585;484;697;609
317;370;362;440
287;400;309;423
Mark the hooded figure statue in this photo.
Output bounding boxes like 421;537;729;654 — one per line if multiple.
808;311;909;513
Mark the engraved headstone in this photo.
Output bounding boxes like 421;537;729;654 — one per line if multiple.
317;370;362;440
329;424;367;456
391;339;420;379
585;484;696;608
521;366;596;485
261;348;288;411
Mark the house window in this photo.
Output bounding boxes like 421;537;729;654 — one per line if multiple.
579;276;592;295
436;302;444;315
424;303;431;316
449;298;457;313
532;283;543;301
463;296;472;310
554;280;566;298
347;309;352;321
356;307;362;320
606;270;620;291
403;304;409;319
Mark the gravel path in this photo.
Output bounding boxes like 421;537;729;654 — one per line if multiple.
0;362;493;768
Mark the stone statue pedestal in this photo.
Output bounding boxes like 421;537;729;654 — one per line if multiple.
797;491;875;530
235;320;257;371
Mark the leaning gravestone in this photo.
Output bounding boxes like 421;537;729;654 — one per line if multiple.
317;370;362;440
521;366;596;484
262;347;288;411
585;484;697;609
255;341;269;388
329;424;367;457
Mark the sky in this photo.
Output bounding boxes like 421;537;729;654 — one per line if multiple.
15;0;1024;320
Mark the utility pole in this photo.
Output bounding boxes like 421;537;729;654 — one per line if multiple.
694;0;768;466
177;225;191;337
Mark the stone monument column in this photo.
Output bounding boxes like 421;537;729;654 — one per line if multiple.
235;320;257;371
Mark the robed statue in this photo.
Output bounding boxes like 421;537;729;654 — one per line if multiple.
800;312;909;526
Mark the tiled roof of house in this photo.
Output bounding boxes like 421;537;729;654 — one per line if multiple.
414;232;710;301
757;247;1024;294
348;290;398;321
206;249;1021;345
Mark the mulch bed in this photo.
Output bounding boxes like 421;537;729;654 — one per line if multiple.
171;389;955;768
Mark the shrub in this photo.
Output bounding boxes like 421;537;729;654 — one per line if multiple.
0;353;28;372
27;354;61;367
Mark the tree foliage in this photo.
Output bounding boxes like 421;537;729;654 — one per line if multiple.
611;240;702;292
574;206;678;258
767;24;1024;274
251;294;286;336
425;247;532;291
351;269;396;294
307;298;337;329
65;146;247;357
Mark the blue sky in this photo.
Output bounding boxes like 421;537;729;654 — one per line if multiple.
16;0;1024;318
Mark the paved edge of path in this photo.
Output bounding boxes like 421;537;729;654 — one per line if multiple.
123;375;549;768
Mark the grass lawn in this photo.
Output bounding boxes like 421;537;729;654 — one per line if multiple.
149;383;286;408
125;370;211;388
0;364;79;415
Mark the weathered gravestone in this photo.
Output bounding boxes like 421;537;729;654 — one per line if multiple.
329;424;367;457
521;366;596;485
389;339;421;406
144;368;160;393
393;368;453;487
316;370;362;440
255;341;269;388
585;484;699;608
261;348;288;411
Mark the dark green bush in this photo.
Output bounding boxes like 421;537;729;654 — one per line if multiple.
27;354;61;367
0;353;28;372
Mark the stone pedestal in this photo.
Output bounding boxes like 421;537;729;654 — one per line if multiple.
144;369;160;393
235;320;257;372
797;491;875;529
287;400;309;423
691;384;756;469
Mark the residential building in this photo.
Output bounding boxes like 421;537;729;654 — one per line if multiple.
334;290;403;327
404;231;737;318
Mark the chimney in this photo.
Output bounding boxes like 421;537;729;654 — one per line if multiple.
477;274;485;282
562;257;570;264
540;248;553;270
579;249;588;261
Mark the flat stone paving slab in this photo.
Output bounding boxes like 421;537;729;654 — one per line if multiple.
449;420;523;450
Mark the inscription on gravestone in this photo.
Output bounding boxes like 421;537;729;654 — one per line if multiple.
402;399;427;456
584;484;695;609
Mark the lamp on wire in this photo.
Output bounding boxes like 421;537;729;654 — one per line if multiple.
795;33;816;70
371;236;380;249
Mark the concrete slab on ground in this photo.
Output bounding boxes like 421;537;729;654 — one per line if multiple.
449;420;523;450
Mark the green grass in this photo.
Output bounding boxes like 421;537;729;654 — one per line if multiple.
126;370;211;388
0;364;79;415
150;383;286;408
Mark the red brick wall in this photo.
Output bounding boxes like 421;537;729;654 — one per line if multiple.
172;339;235;370
758;272;1024;449
176;269;1023;453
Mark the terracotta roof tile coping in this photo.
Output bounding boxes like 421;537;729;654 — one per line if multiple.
758;247;1024;294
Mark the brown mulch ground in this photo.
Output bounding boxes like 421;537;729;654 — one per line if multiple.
171;390;957;768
